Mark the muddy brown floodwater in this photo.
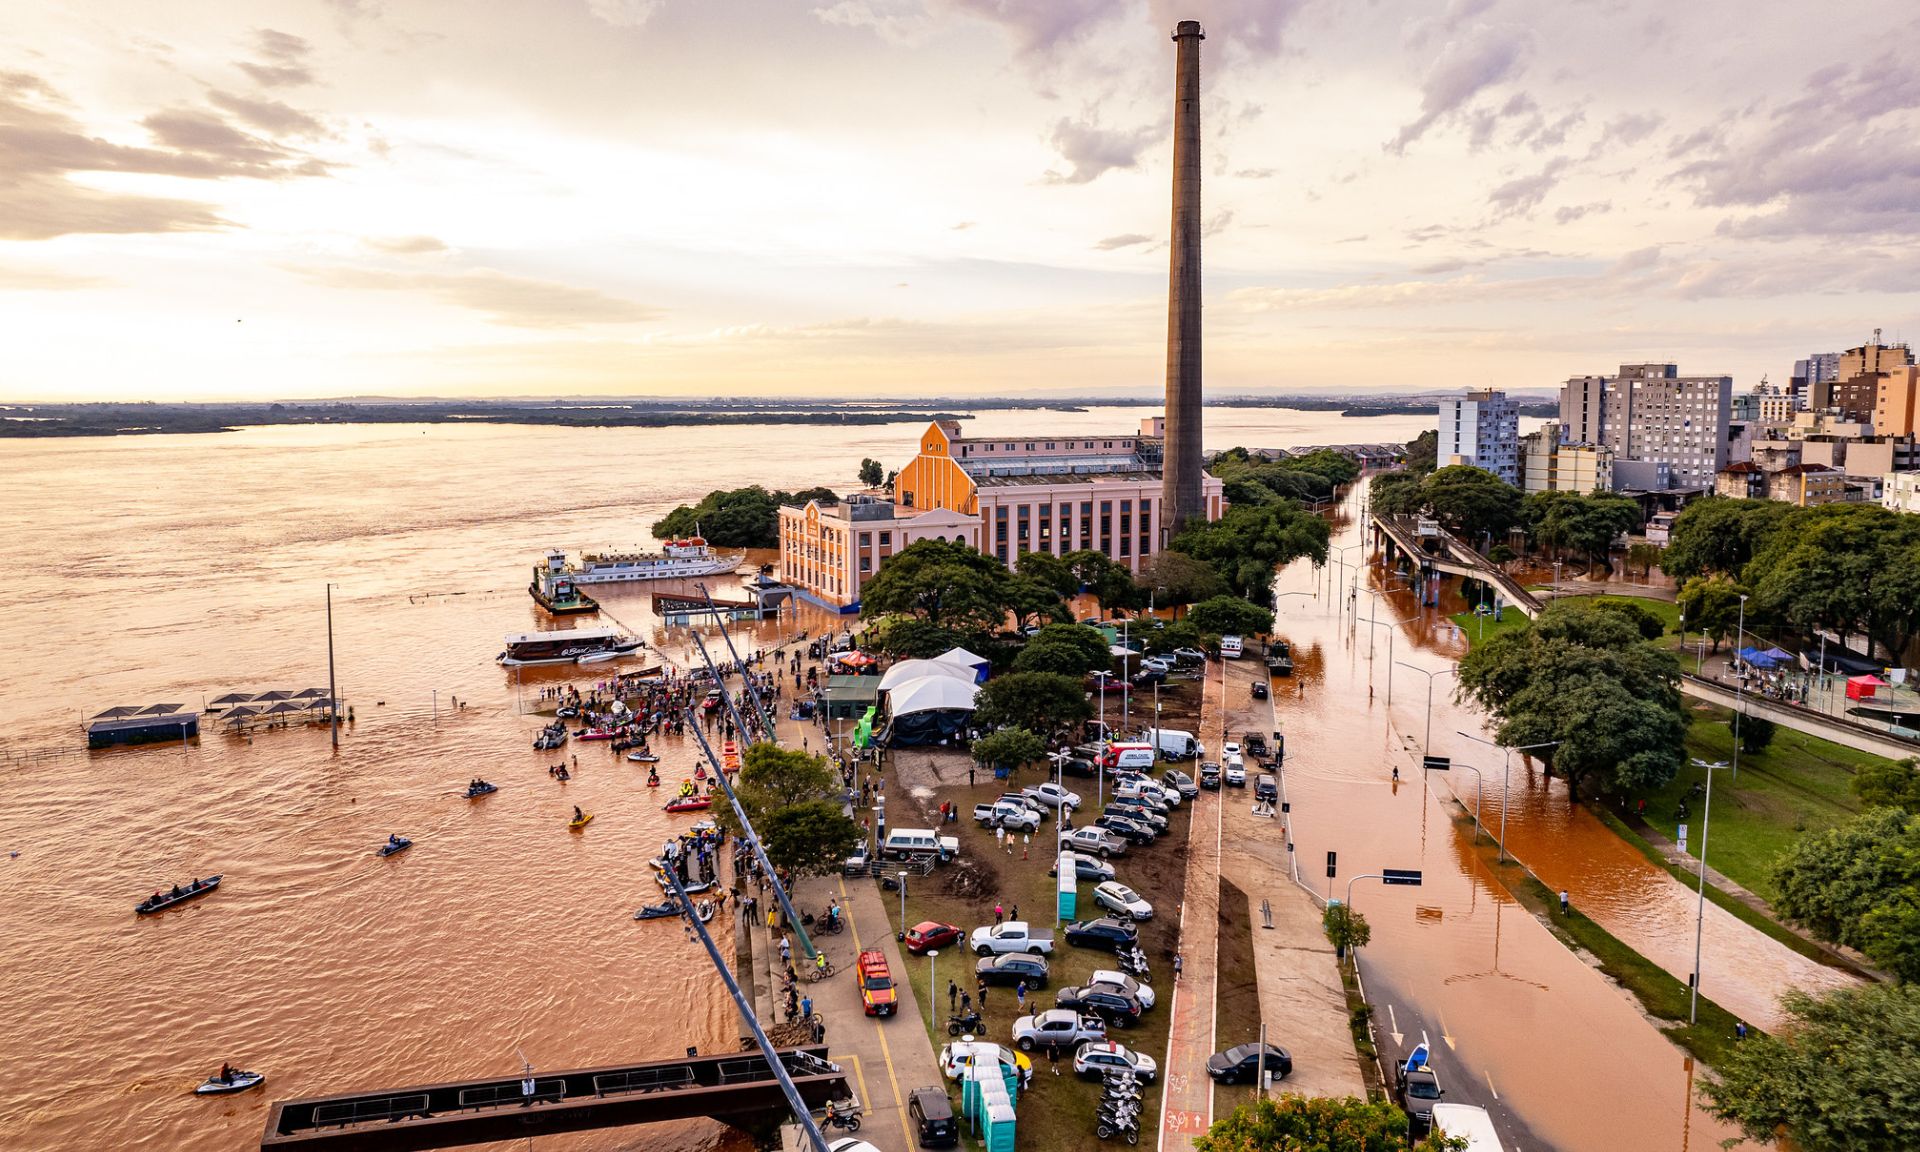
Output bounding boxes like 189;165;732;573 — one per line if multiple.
1261;485;1779;1152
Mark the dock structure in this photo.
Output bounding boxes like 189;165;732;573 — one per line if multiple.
1369;512;1543;618
85;703;198;749
260;1046;849;1151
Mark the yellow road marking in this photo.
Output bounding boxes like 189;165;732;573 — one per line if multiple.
840;875;914;1151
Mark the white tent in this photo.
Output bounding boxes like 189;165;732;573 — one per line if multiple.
886;674;979;715
879;658;976;692
934;646;991;683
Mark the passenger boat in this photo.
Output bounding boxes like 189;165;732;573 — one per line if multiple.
136;875;221;915
540;537;743;586
497;626;642;667
663;796;712;813
529;552;600;616
576;727;621;741
195;1070;265;1095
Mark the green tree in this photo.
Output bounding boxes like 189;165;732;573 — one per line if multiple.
1745;504;1920;660
759;801;863;879
1420;465;1523;543
1771;807;1920;977
1627;541;1663;580
1016;549;1078;598
1404;429;1438;474
1455;602;1686;799
1676;576;1750;653
858;539;1012;633
1855;759;1920;812
1322;904;1371;958
970;727;1047;773
1702;983;1920;1151
867;615;968;659
714;742;838;838
1369;469;1426;517
1521;490;1640;575
1143;618;1205;656
1592;598;1666;641
652;484;841;548
1194;1095;1460;1152
1188;596;1276;640
1137;550;1229;610
972;671;1092;742
1003;575;1069;633
1174;503;1330;601
1065;549;1141;614
858;458;884;487
1011;624;1112;677
1739;714;1778;755
1660;497;1792;584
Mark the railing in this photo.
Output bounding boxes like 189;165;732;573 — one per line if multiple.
716;1057;778;1085
593;1067;696;1096
312;1093;432;1127
455;1079;565;1109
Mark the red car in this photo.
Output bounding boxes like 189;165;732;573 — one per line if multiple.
905;921;963;955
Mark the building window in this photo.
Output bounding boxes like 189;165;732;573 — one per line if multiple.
859;532;871;546
879;531;891;546
860;556;872;572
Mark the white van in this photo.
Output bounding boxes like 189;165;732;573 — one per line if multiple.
1430;1104;1504;1152
1220;634;1244;658
1144;728;1203;761
881;827;960;862
1102;743;1157;771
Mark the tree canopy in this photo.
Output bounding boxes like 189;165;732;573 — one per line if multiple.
1369;464;1521;544
1403;429;1438;474
1455;602;1685;798
1675;576;1750;653
1016;549;1079;599
1703;983;1920;1151
858;538;1017;633
1137;550;1231;609
652;484;837;547
1208;447;1358;506
1854;758;1920;812
858;458;884;487
866;615;969;660
1174;503;1330;602
1660;497;1793;585
1011;623;1114;677
1064;549;1142;614
1188;596;1277;640
759;801;863;879
1520;490;1642;575
1772;806;1920;982
1745;502;1920;660
1194;1095;1460;1152
714;742;838;838
971;727;1047;772
972;671;1092;742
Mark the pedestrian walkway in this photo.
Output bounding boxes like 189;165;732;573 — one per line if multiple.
1156;658;1224;1151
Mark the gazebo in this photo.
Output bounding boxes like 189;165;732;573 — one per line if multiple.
1846;675;1888;702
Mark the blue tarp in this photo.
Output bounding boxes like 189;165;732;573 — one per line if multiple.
1738;647;1782;668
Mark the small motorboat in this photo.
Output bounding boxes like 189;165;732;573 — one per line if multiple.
695;899;715;923
569;812;595;830
634;900;682;921
466;782;498;799
663;797;712;814
378;836;413;857
577;651;619;665
557;706;580;719
627;751;659;763
576;728;619;741
136;875;222;915
195;1070;265;1095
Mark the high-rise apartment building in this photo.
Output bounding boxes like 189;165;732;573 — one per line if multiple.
1555;363;1733;489
1438;389;1520;484
1791;352;1839;412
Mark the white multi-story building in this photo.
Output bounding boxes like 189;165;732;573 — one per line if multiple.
1886;471;1920;514
1438;389;1520;484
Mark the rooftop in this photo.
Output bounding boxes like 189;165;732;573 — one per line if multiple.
973;469;1164;488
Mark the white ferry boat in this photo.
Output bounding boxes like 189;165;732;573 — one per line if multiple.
497;626;643;667
546;538;744;585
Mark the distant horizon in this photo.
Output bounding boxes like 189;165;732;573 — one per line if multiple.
0;386;1562;406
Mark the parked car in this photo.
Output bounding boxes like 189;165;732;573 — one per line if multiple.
976;952;1050;988
1074;1040;1158;1082
1132;667;1166;686
1064;917;1140;952
1207;1042;1292;1084
1160;769;1199;798
1051;855;1116;883
969;922;1054;956
1063;827;1126;858
1054;984;1145;1027
973;801;1041;833
905;921;963;955
907;1085;959;1148
1397;1055;1444;1132
939;1041;1031;1083
1221;741;1242;759
1141;656;1173;675
1102;803;1167;834
1011;1009;1107;1052
1224;761;1247;787
1171;647;1208;666
1198;762;1222;790
1093;814;1156;845
844;841;871;874
1255;774;1278;803
1087;969;1156;1010
1093;880;1153;920
1251;680;1268;700
1022;782;1081;810
856;948;898;1017
996;791;1049;818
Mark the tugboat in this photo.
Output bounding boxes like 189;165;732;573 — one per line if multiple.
529;551;599;615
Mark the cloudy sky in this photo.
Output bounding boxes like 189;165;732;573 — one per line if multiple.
5;0;1918;400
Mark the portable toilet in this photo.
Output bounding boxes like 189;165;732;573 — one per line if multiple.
1057;850;1077;920
981;1079;1016;1152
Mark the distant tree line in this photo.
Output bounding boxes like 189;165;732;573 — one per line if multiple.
651;485;838;548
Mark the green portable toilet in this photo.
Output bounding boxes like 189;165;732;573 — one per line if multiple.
1057;849;1078;920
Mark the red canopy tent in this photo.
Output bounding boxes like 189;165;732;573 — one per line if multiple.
1846;674;1888;701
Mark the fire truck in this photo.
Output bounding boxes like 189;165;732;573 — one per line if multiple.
856;948;898;1017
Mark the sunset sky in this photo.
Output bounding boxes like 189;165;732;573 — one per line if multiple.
5;0;1918;400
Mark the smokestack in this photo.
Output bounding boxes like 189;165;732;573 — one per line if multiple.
1162;19;1206;544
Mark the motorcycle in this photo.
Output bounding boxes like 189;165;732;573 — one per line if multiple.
1095;1118;1140;1144
946;1011;983;1036
822;1111;862;1133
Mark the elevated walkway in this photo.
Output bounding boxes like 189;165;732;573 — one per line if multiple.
261;1046;849;1151
1369;514;1542;618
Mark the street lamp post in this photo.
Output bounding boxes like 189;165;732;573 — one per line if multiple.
1392;662;1458;751
1446;762;1488;841
927;949;939;1032
1731;595;1748;782
898;871;908;929
1686;757;1729;1025
1458;731;1562;863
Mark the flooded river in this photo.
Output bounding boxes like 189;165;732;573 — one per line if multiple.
1267;485;1851;1151
0;407;1441;1150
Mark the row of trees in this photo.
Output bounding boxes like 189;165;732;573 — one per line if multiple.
651;484;839;548
1207;447;1362;506
712;743;862;878
1372;461;1644;577
1664;499;1920;660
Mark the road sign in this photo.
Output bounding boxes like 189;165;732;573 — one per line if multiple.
1326;850;1337;879
1422;756;1450;771
1382;869;1423;886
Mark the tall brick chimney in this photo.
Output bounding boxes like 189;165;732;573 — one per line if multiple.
1162;19;1206;543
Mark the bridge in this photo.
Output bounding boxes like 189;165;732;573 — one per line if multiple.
260;1046;850;1151
1368;513;1543;619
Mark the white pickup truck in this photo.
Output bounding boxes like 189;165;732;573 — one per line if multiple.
973;800;1041;833
970;921;1055;956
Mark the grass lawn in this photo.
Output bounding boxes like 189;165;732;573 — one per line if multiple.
1212;876;1262;1115
1635;704;1885;903
1450;592;1682;654
872;768;1192;1152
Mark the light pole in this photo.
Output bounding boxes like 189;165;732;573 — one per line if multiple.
1392;662;1458;751
1445;762;1488;841
927;949;939;1031
1687;758;1729;1026
1458;731;1562;863
898;871;908;929
1731;595;1748;782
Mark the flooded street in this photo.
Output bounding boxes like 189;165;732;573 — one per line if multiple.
0;408;1435;1150
1262;485;1803;1151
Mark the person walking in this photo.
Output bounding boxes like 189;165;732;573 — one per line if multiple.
1009;903;1018;921
948;980;958;1011
800;994;813;1020
1559;889;1570;915
977;983;988;1014
1015;981;1026;1009
960;990;971;1015
993;903;1004;926
1173;952;1184;980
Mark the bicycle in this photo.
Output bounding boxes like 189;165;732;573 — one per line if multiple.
808;960;837;982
